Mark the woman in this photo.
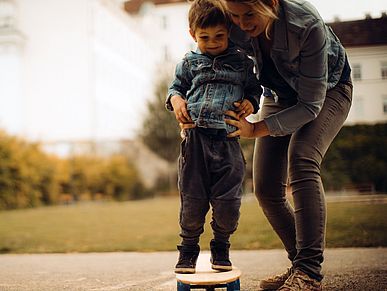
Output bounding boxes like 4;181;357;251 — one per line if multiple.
222;0;353;290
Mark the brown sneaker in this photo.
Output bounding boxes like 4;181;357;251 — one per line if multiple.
278;269;322;291
259;267;292;290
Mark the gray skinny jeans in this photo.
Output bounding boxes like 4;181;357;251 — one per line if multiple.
254;81;353;281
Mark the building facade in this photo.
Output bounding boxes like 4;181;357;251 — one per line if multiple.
328;15;387;124
0;0;26;135
0;0;156;143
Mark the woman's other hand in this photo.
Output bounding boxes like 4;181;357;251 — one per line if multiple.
170;95;193;124
224;110;270;138
178;122;195;139
234;100;254;119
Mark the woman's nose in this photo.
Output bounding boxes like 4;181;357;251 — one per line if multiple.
239;18;250;30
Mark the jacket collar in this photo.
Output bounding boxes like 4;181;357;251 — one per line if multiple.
271;0;288;51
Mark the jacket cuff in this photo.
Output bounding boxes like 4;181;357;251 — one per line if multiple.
165;93;174;111
165;92;185;111
263;115;285;137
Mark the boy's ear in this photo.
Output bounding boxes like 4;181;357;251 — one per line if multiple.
189;29;197;42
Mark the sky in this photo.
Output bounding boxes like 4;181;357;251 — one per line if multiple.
307;0;386;22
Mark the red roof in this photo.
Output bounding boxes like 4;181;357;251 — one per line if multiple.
124;0;186;14
328;16;387;47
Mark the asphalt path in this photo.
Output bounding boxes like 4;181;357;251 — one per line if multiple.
0;248;386;290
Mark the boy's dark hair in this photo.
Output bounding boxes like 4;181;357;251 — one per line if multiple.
188;0;230;32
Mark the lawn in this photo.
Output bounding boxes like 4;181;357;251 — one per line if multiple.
0;196;386;253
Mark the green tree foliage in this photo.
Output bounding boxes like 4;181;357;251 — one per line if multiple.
0;131;60;209
239;124;387;194
141;76;181;163
322;123;387;192
100;155;145;201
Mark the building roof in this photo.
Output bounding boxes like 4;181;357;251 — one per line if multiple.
124;0;186;14
328;15;387;47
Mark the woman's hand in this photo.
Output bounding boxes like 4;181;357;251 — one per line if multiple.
170;95;192;124
178;122;196;139
224;110;255;138
224;110;270;138
234;100;254;119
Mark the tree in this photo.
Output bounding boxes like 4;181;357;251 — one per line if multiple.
141;76;181;163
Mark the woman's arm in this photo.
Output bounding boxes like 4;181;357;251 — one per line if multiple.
264;20;328;136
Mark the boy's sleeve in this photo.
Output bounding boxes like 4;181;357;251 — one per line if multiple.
244;58;262;114
166;58;191;111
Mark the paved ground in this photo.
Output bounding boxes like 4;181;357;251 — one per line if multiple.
0;248;386;290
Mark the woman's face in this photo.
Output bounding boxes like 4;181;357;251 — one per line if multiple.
225;1;270;37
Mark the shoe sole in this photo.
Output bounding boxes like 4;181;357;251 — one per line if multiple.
175;267;195;274
260;280;287;290
211;264;233;271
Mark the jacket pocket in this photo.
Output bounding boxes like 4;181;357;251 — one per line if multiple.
223;62;244;72
190;59;212;72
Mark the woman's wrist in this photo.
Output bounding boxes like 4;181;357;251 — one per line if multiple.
249;122;256;138
252;120;270;138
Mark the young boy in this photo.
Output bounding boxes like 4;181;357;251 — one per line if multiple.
166;0;261;274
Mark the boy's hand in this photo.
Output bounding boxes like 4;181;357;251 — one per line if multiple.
234;99;254;119
170;95;193;124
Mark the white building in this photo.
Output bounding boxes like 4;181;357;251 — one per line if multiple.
0;0;156;145
329;15;387;124
0;0;26;135
124;0;193;66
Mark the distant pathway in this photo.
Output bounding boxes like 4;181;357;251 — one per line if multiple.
0;248;386;290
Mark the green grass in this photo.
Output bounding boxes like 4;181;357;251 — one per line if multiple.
0;197;386;253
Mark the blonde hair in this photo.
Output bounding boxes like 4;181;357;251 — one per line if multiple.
224;0;279;38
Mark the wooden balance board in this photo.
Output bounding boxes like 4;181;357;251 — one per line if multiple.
176;253;241;291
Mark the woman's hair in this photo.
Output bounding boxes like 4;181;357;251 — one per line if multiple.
188;0;230;32
224;0;279;38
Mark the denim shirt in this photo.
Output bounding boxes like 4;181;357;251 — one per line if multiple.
166;45;261;133
229;0;348;136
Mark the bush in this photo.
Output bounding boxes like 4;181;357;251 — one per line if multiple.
0;131;61;209
0;130;148;210
238;123;387;194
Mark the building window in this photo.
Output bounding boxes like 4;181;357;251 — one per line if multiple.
352;64;362;80
353;96;364;118
161;15;168;30
381;62;387;79
164;46;169;62
352;63;362;81
383;96;387;114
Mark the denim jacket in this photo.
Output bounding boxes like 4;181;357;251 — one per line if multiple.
229;0;347;136
166;45;261;133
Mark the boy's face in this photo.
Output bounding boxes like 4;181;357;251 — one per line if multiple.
190;25;228;56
